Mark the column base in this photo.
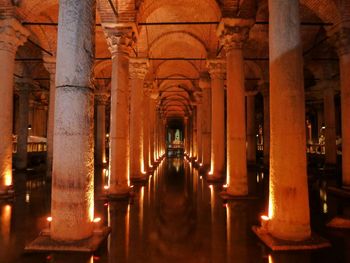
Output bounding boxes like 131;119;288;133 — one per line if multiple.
130;174;149;183
25;227;110;252
252;226;330;251
0;185;15;199
107;186;134;200
327;186;350;198
327;217;350;229
206;174;225;183
220;190;257;200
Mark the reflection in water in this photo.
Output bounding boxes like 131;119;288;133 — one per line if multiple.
0;204;12;244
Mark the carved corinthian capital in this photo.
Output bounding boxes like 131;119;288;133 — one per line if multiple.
217;18;254;51
105;26;137;57
129;58;149;80
206;59;226;79
332;27;350;56
0;18;30;54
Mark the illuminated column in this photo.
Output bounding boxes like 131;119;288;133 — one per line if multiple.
196;98;203;165
16;81;31;170
268;0;311;240
199;74;211;170
0;18;29;193
43;55;56;178
129;58;149;179
95;93;109;166
143;82;153;171
184;117;189;154
246;92;257;163
207;59;225;180
333;28;350;186
51;0;96;241
192;108;198;159
106;27;135;195
149;96;157;164
260;83;270;166
323;83;337;165
218;18;253;195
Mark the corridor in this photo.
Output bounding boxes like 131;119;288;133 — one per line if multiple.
1;158;349;263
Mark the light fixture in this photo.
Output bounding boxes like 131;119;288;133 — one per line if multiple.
27;124;32;130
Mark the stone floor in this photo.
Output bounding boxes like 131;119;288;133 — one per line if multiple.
1;157;350;263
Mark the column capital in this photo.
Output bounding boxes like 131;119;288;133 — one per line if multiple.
217;18;254;51
43;55;56;76
0;18;30;54
206;59;226;79
143;81;153;96
129;58;149;80
199;72;211;89
258;82;270;96
95;92;110;105
15;78;39;92
105;24;137;58
330;27;350;56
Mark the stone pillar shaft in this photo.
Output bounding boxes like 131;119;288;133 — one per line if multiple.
197;102;203;164
43;56;56;178
16;83;30;170
334;27;350;186
95;94;108;166
323;86;337;165
201;86;211;169
262;86;270;166
129;58;148;179
247;94;256;163
207;60;225;179
51;0;96;241
0;18;29;190
268;0;311;240
149;99;156;164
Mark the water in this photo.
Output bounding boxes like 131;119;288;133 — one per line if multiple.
1;158;349;263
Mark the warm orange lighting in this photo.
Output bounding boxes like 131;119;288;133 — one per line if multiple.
4;169;12;186
104;185;109;190
93;217;101;223
199;176;202;180
47;216;53;222
223;184;228;188
261;215;270;221
199;163;203;167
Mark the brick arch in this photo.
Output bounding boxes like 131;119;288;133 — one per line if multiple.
156;60;199;79
149;31;208;57
138;0;221;22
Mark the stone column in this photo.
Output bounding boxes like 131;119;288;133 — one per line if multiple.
16;81;31;170
268;0;311;240
196;98;203;165
192;108;198;159
184;117;189;155
129;58;149;180
106;26;135;195
43;55;56;178
260;83;270;166
0;18;29;193
246;92;257;163
334;27;350;186
207;59;226;180
143;82;153;171
51;0;96;241
323;83;337;165
95;93;109;166
199;74;211;170
149;98;157;164
218;18;253;195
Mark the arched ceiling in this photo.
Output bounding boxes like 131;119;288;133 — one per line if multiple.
7;0;344;119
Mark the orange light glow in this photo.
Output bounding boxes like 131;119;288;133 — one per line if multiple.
261;215;270;221
104;185;109;190
47;216;53;222
93;217;101;223
4;169;12;186
223;184;228;188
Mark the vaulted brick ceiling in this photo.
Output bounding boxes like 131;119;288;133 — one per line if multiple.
9;0;344;119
